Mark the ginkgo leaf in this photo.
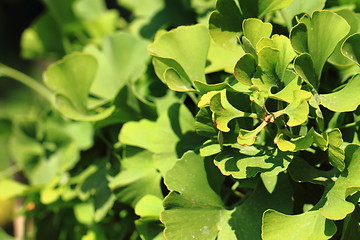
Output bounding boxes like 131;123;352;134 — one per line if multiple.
342;33;360;66
209;90;257;132
318;144;360;220
327;129;345;172
214;147;293;179
290;11;350;83
319;74;360;112
148;24;210;91
282;90;311;127
262;210;336;240
43;53;115;121
209;0;292;51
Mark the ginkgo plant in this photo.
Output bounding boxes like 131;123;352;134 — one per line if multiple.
0;0;360;239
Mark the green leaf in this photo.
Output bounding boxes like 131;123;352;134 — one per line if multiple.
162;151;229;240
43;53;115;121
21;13;65;59
0;179;27;199
237;128;260;146
257;47;281;88
148;24;210;91
256;35;296;81
243;18;272;49
214;147;293;179
288;157;337;185
270;75;302;103
290;11;350;83
206;39;245;74
162;151;293;239
110;147;162;206
74;0;118;42
329;9;360;66
228;174;293;239
342;33;360;66
119;103;203;156
277;129;315;152
195;107;218;138
208;0;244;51
280;0;326;29
262;210;336;240
327;129;346;171
199;140;222;157
76;160;115;222
319;74;360;112
234;53;257;85
318;144;360;220
84;32;149;100
282;90;311;127
74;201;95;225
209;0;291;51
135;195;163;218
210;90;257;132
294;53;317;88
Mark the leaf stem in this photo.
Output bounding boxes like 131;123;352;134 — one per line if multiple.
0;63;53;103
338;121;360;129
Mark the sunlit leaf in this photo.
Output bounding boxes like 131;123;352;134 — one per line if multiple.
319;74;360;112
262;210;336;240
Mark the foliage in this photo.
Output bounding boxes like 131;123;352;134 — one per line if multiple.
1;0;360;239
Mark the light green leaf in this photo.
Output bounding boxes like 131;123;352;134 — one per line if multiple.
282;90;310;127
119;103;203;156
256;35;296;81
280;0;326;29
214;148;293;179
270;75;301;103
262;210;336;240
288;157;337;185
318;144;360;220
76;160;115;222
209;0;291;51
319;74;360;112
210;90;257;132
109;148;162;206
257;47;281;88
234;53;257;85
84;32;149;100
327;129;345;171
199;140;222;157
209;0;245;51
162;151;229;240
237;128;259;146
0;179;27;199
74;201;95;225
206;39;245;74
44;53;115;121
162;151;293;239
329;9;360;66
290;11;350;83
260;174;277;194
277;128;315;152
21;13;64;59
74;0;118;42
342;33;360;66
294;53;317;88
135;195;163;218
149;24;210;91
243;18;272;49
195;107;218;138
